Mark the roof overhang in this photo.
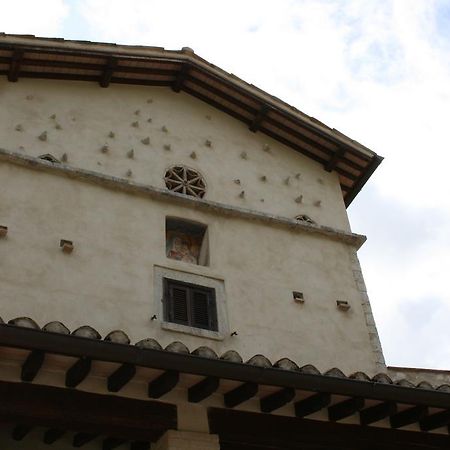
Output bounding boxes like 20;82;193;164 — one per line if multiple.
0;323;449;442
0;33;383;207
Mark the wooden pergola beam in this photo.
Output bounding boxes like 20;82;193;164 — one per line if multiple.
65;357;92;388
328;397;365;421
21;349;45;382
107;363;136;392
103;437;126;450
260;388;295;413
294;392;331;417
390;406;428;429
188;376;219;403
360;401;397;426
43;428;65;444
420;409;450;431
12;424;32;441
148;370;179;399
73;432;98;447
224;382;258;408
8;49;23;82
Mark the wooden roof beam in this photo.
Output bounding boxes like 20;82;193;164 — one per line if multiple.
328;397;365;421
390;405;428;429
325;147;345;172
420;409;450;431
43;428;65;444
294;392;331;417
188;376;219;403
224;382;258;408
107;363;136;392
8;49;23;82
73;432;98;447
260;388;295;413
103;437;126;450
21;349;45;382
65;357;92;388
12;424;32;441
148;370;179;399
360;401;397;426
249;105;269;132
130;442;150;450
99;57;117;88
172;63;190;93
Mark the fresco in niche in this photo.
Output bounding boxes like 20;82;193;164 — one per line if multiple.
166;231;201;265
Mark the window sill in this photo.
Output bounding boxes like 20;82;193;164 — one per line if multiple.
161;321;224;341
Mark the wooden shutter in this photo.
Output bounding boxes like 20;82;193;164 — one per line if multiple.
168;283;189;325
191;289;217;331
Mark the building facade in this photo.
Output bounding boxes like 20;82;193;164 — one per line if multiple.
0;34;448;450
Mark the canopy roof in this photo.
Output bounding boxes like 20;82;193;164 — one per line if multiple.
0;33;383;206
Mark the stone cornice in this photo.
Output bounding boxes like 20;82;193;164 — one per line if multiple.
0;148;366;248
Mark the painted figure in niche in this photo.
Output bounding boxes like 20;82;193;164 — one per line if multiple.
166;231;200;265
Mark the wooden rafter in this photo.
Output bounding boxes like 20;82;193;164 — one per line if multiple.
7;48;23;82
249;104;269;132
99;57;117;88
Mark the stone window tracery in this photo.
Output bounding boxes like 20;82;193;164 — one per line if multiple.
164;165;206;198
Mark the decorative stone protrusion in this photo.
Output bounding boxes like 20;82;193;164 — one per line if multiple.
8;317;40;330
161;125;168;133
165;341;189;354
314;200;322;207
126;169;132;177
135;338;162;350
239;191;245;198
146;98;153;103
284;176;290;185
39;154;60;163
163;144;171;151
60;239;74;254
205;115;211;120
26;95;33;100
127;149;134;159
38;131;47;141
240;151;248;160
134;109;140;115
417;381;434;390
295;173;301;179
190;151;197;159
15;124;23;131
246;354;272;368
274;358;299;371
295;214;316;225
61;153;68;162
336;300;351;311
108;131;115;138
141;137;150;145
131;121;139;128
349;371;371;382
317;178;324;185
49;114;56;119
295;195;303;204
0;225;8;238
299;364;320;375
101;145;109;154
262;144;270;152
220;350;243;363
72;325;101;340
205;139;212;147
260;175;267;182
43;321;70;334
234;179;241;185
104;330;130;345
192;346;218;359
147;118;152;123
55;123;62;130
324;367;346;378
372;373;393;384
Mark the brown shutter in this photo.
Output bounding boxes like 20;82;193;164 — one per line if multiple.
169;284;189;325
191;289;218;331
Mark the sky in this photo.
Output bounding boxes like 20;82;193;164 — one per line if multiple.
1;0;449;370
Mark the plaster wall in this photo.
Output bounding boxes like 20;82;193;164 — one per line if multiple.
0;78;351;231
0;162;379;374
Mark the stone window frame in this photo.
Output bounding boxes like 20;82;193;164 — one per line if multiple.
153;266;229;341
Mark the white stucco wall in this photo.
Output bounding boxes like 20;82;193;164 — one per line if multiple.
0;78;350;232
0;161;379;374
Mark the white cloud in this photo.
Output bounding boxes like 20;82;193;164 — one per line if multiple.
0;0;69;37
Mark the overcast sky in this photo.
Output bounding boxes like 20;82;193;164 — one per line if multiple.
1;0;449;370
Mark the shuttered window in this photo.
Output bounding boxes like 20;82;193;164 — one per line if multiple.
163;279;218;331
